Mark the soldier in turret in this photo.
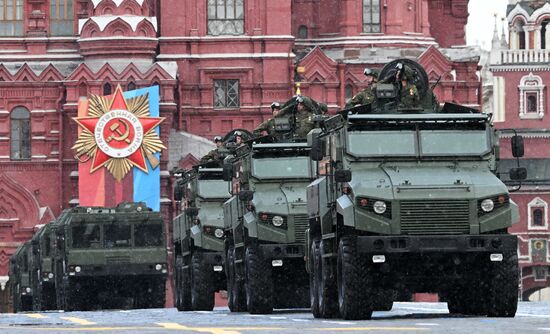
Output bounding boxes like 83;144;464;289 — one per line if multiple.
200;136;224;164
345;68;380;108
397;66;420;108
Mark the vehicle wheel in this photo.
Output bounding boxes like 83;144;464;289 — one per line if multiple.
310;240;321;318
373;289;394;311
64;280;78;311
317;240;339;318
245;245;273;314
191;252;215;311
227;247;247;312
337;236;372;320
487;252;518;317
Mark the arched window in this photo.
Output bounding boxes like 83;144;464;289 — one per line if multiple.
127;81;136;91
298;25;308;39
363;0;381;33
528;197;548;229
103;83;112;96
519;72;545;119
0;0;24;36
10;107;30;160
50;0;74;36
207;0;244;36
541;19;550;49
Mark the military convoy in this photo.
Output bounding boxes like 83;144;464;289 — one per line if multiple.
9;202;167;312
10;59;524;318
173;164;231;311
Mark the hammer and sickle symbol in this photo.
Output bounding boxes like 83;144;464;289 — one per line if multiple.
106;119;131;144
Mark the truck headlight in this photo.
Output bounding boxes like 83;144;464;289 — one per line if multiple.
214;228;224;238
75;266;81;273
155;264;162;271
272;215;284;227
26;287;32;293
373;201;387;214
481;199;494;213
48;273;54;279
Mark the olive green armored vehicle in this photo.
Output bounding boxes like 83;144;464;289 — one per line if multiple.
306;59;526;320
223;125;317;314
172;164;231;311
30;223;57;311
9;241;33;312
50;202;167;311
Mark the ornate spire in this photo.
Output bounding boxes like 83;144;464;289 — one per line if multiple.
501;18;508;48
492;14;501;48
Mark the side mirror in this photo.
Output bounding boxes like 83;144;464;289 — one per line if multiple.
335;170;352;183
511;135;524;158
222;164;233;181
185;207;199;217
509;167;527;181
310;136;325;162
238;190;254;202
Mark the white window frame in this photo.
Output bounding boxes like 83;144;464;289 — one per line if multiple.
527;197;548;230
533;266;548;282
519;72;545;119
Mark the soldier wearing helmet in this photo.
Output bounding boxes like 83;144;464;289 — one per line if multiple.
397;65;420;108
200;135;224;164
345;67;380;108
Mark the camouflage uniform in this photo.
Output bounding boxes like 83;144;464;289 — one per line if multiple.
200;148;220;164
253;96;318;137
345;86;376;108
399;83;420;108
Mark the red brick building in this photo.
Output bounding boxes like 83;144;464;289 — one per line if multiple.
489;0;550;300
0;0;479;307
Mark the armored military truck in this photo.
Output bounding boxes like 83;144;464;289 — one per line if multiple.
172;164;231;311
30;223;57;311
9;241;33;312
50;202;167;311
306;59;525;320
223;133;315;314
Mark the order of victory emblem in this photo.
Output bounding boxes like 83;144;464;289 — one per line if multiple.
73;85;165;182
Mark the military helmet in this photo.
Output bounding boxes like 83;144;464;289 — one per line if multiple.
234;130;242;137
401;66;414;81
296;96;304;103
364;68;380;79
319;103;328;114
271;102;281;110
213;136;223;142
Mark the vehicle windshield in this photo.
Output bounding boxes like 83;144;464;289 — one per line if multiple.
71;223;101;249
104;224;131;248
252;156;312;179
347;129;490;157
197;179;231;198
134;223;164;247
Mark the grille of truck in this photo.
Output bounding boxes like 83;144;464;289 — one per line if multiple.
400;200;470;234
294;214;309;243
105;256;131;264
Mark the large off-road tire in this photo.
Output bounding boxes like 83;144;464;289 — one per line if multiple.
487;252;518;317
310;240;321;318
373;289;394;311
191;252;215;311
227;247;246;312
337;236;373;320
318;240;339;318
446;257;489;316
245;245;273;314
179;265;193;311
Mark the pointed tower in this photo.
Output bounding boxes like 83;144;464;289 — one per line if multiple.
490;14;503;65
78;0;158;61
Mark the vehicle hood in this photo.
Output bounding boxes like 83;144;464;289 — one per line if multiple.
251;183;308;215
197;201;225;227
349;166;507;200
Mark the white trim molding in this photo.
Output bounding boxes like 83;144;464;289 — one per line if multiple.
519;72;545;119
527;197;548;230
